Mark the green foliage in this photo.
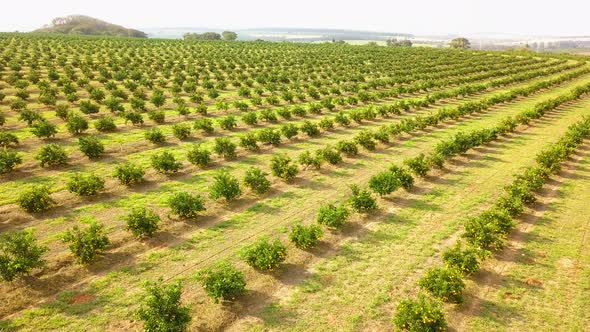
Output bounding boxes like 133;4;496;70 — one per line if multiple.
0;131;19;147
218;115;237;130
300;120;320;137
17;185;55;213
136;280;191;332
298;150;322;170
213;137;237;159
172;123;192;140
317;145;342;165
239;133;259;151
145;128;166;144
317;203;349;228
241;237;287;271
35;143;68;167
442;242;481;275
62;222;110;264
369;171;400;196
0;230;47;281
78;135;104;159
30;119;58;138
187;144;211;167
289;223;323;249
404;153;430;177
66;173;105;196
0;149;22;174
349;184;377;212
194;118;214;134
148;110;166;124
335;140;358;156
419;267;465;303
394;294;447;332
124;207;160;238
463;208;514;251
197;261;246;303
257;128;281;145
354;130;376;150
243;167;271;195
66;113;89;135
94;117;117;132
270;154;298;182
151;151;182;174
390;165;414;191
280;123;299;139
209;169;241;202
113;162;145;185
167;192;206;219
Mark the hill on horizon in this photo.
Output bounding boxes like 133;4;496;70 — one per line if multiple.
35;15;147;38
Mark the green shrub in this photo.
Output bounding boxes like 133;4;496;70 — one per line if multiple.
0;131;19;147
78;136;104;159
30;120;57;138
66;173;105;196
241;237;287;271
194;118;214;134
19;109;43;125
495;194;524;216
197;261;246;303
94;117;117;132
336;140;358;156
187;144;211;167
145;128;166;144
147;110;166;124
124;207;160;238
394;294;447;332
66;113;89;135
209;169;242;202
0;230;47;281
62;222;110;264
442;242;481;275
17;185;55;213
151;151;182;174
317;145;342;165
243;167;271;195
369;171;400;196
390;165;414;191
317;203;349;228
419;267;465;303
218;115;237;130
349;184;377;212
257;128;281;145
404;153;430;177
270;154;298;182
300;120;320;137
463;209;514;251
354;130;376;150
123;111;144;126
172;123;192;140
0;149;22;174
298;151;322;169
168;192;206;218
213;137;237;159
289;223;323;249
239;133;259;151
35;143;68;167
280;123;299;139
136;280;191;332
79;100;100;114
242;111;258;126
113;162;145;185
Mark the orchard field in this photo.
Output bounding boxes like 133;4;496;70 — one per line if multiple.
1;34;590;331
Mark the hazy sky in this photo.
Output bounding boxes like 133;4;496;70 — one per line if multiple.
1;0;589;36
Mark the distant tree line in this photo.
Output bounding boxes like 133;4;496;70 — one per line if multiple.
183;31;238;41
449;37;470;49
386;38;412;47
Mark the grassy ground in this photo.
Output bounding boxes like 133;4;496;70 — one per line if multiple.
3;70;590;330
451;146;590;331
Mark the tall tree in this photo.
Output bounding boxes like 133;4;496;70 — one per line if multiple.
222;31;238;41
449;37;471;49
